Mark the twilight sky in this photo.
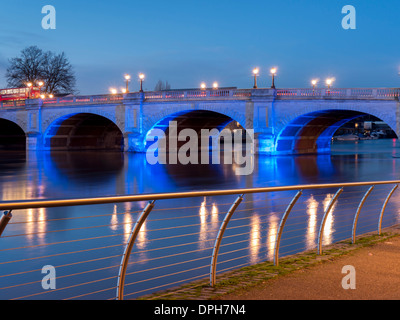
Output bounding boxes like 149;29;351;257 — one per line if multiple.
0;0;399;95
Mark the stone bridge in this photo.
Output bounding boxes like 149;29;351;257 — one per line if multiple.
0;87;399;155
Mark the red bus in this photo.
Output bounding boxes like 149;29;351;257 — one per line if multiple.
0;87;41;102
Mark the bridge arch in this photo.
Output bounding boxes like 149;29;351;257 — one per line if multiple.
275;109;398;155
143;109;247;151
0;118;26;150
143;105;247;135
43;113;124;151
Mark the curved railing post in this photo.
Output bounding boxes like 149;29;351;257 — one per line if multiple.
352;186;374;244
210;194;243;287
0;210;12;237
378;184;398;235
117;200;155;300
273;190;303;266
318;188;343;255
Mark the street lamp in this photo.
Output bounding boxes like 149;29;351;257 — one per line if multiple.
213;82;219;89
270;67;277;89
200;82;206;90
252;68;259;89
139;73;145;92
326;78;334;89
37;81;44;96
26;82;33;98
110;88;117;95
124;74;131;93
311;79;318;89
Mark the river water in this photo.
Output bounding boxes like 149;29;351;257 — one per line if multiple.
1;139;400;299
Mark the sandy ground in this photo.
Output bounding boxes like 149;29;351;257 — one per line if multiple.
221;236;400;300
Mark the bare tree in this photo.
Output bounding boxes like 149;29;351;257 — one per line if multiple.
154;80;171;91
6;46;76;94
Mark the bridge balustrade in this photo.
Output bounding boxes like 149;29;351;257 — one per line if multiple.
0;87;398;109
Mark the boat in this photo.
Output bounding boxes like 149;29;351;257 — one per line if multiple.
334;134;359;141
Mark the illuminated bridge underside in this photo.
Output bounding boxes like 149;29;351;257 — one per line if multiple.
146;110;236;149
276;110;367;155
44;113;123;151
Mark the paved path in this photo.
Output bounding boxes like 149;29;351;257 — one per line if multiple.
221;235;400;300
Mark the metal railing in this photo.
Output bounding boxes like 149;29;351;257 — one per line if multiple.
0;180;400;300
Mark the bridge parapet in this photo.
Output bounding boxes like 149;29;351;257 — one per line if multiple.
1;87;398;109
24;93;125;108
276;88;400;99
144;88;253;101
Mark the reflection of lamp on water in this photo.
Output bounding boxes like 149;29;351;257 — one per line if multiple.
322;194;336;246
250;215;261;264
306;196;318;250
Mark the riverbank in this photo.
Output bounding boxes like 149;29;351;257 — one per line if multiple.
140;225;400;300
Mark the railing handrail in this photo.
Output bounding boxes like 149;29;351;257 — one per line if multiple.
1;180;400;211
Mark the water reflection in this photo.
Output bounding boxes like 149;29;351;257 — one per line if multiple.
266;213;279;261
110;205;118;231
199;197;219;249
1;140;400;299
249;214;261;264
322;194;336;246
306;196;318;250
25;208;46;245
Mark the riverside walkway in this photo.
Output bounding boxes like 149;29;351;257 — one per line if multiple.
142;226;400;300
221;227;400;300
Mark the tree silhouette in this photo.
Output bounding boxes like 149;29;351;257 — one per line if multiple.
154;80;171;91
6;46;76;94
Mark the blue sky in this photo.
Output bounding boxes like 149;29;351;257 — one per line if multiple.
0;0;399;94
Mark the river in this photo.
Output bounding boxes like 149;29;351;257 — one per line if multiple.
1;139;400;299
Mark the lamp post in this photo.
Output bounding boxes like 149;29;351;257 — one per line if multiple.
26;82;33;98
124;74;131;93
200;82;206;90
311;79;318;95
139;73;145;92
252;68;259;89
37;81;44;96
326;78;334;96
270;67;277;89
110;88;117;95
326;78;335;89
213;82;219;89
311;79;318;89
